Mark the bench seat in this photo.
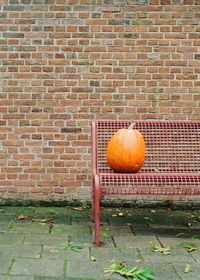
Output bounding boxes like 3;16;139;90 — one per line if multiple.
99;173;200;196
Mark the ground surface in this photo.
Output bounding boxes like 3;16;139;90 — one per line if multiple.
0;206;200;280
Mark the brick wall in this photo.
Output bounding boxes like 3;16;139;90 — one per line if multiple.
0;0;200;202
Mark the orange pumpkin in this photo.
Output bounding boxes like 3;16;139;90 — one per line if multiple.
107;123;145;173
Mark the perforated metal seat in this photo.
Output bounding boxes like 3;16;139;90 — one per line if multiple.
91;121;200;245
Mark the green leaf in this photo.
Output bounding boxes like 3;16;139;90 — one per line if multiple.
101;230;109;238
110;262;125;270
65;241;82;252
104;262;155;280
180;242;197;252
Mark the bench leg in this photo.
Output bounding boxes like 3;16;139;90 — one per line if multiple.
93;174;101;246
94;184;100;246
91;177;95;222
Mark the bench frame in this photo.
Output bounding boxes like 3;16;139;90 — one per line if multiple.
91;120;200;246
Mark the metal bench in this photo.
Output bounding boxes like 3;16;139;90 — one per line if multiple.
91;120;200;245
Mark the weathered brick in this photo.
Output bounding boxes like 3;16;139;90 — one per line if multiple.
61;128;82;133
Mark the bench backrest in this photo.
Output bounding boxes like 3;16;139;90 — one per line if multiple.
92;121;200;174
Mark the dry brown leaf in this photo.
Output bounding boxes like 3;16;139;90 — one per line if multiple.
17;214;26;220
72;207;84;211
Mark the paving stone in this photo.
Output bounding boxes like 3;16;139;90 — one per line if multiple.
129;222;151;235
23;233;69;246
42;245;90;261
41;245;66;259
0;276;33;280
60;207;91;224
9;221;51;234
31;208;71;225
10;259;64;277
91;224;133;245
91;246;140;263
189;250;200;262
0;206;35;217
0;258;13;274
50;225;69;236
117;247;143;263
0;244;41;258
0;214;16;222
34;277;95;280
173;263;200;280
66;260;107;279
52;224;92;244
101;224;133;236
90;247;124;262
140;246;195;263
34;277;65;280
92;237;115;248
65;248;90;261
113;234;159;248
148;225;190;237
108;215;138;225
139;261;180;280
0;222;10;232
156;236;200;248
0;232;24;244
106;208;152;225
34;207;66;215
146;209;190;226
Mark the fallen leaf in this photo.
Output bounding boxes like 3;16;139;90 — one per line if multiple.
184;264;192;273
151;242;171;255
101;231;109;238
32;218;53;223
72;207;84;211
180;242;197;252
17;214;26;220
49;248;59;254
104;262;155;280
91;256;96;261
118;212;125;217
65;241;82;252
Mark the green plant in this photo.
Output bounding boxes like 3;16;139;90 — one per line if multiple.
104;262;155;280
180;242;197;252
65;241;82;252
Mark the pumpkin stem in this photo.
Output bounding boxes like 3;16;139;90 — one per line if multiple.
128;123;136;130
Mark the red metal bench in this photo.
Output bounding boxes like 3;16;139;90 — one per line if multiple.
91;120;200;245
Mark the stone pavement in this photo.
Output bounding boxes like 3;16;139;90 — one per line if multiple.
0;205;200;280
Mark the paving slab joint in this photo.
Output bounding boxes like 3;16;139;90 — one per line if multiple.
6;258;15;274
171;263;183;280
136;248;144;263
